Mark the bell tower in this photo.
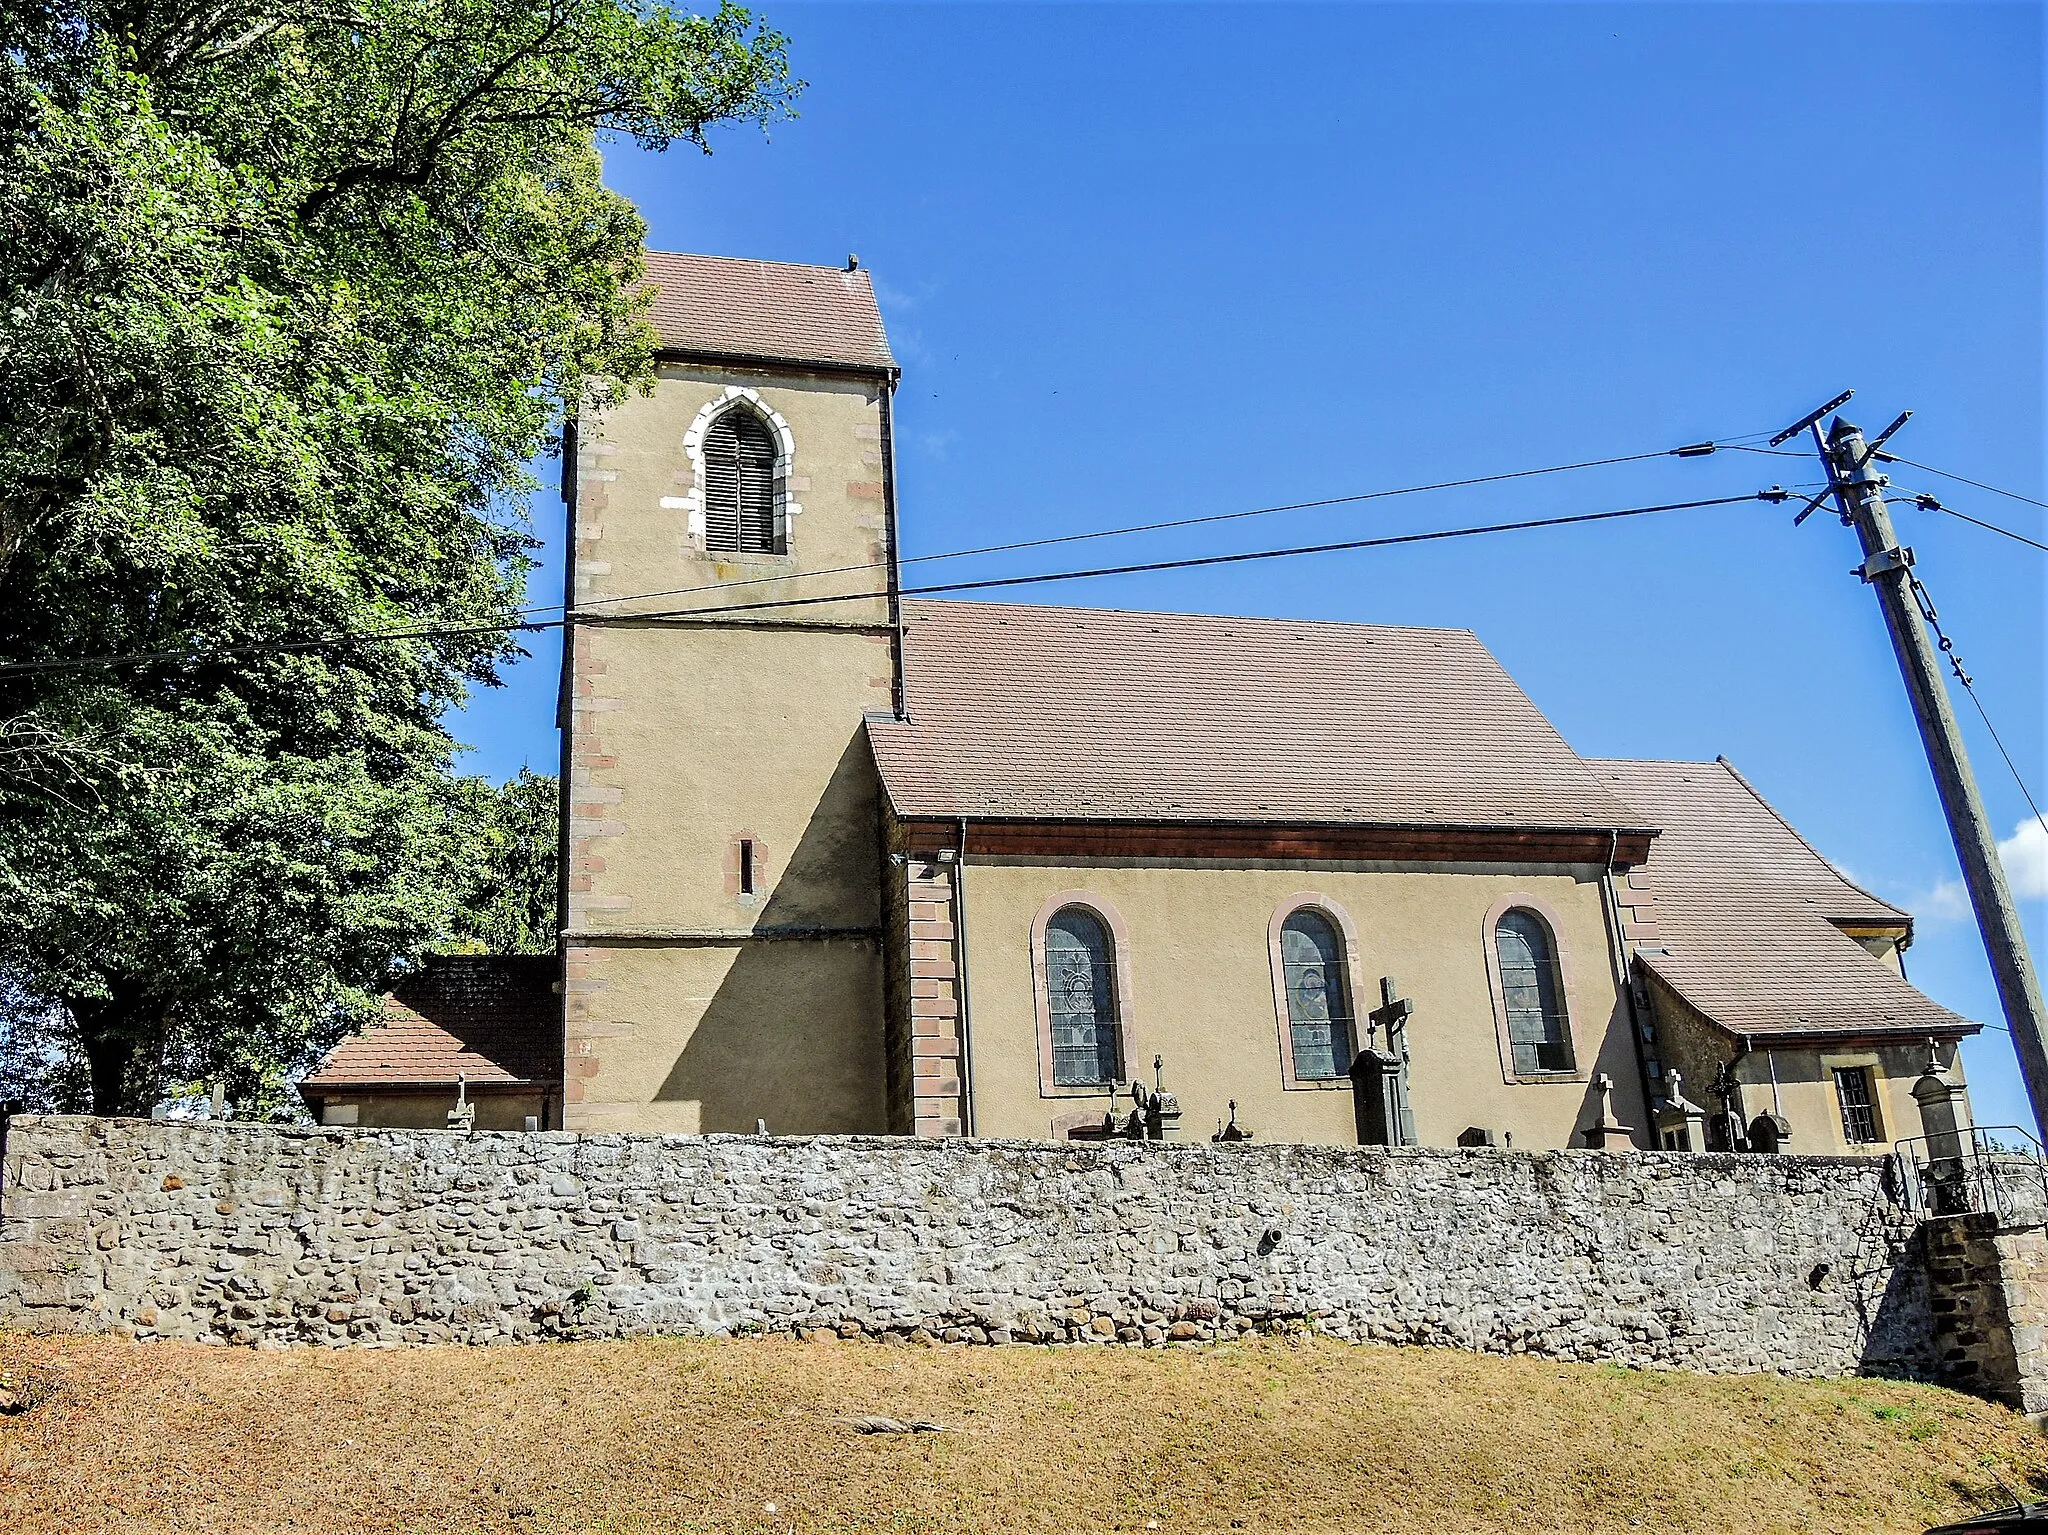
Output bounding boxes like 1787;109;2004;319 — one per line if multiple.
558;252;902;1133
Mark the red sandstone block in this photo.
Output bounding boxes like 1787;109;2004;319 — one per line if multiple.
910;1015;958;1038
847;481;884;499
907;900;949;922
910;1036;961;1058
907;940;953;963
908;919;955;942
910;997;957;1020
908;957;957;981
913;1116;963;1137
910;978;953;1000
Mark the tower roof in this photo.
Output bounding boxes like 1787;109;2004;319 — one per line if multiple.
642;251;896;375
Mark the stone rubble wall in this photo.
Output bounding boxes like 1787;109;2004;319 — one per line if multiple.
0;1116;1933;1379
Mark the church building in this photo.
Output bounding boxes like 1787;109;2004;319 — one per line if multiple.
308;250;1981;1157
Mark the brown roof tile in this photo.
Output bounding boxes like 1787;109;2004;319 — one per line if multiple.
1589;757;1976;1041
642;251;895;373
868;600;1654;832
302;955;560;1091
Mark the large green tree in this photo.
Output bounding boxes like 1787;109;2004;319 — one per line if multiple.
0;0;795;1114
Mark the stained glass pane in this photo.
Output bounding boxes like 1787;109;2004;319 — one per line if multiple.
1047;908;1118;1086
1281;910;1353;1080
1495;909;1572;1074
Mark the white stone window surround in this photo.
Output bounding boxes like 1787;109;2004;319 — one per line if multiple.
662;387;803;556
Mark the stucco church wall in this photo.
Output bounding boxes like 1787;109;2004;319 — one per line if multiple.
565;942;887;1136
571;364;893;626
957;858;1648;1148
562;364;897;1135
1;1117;1933;1383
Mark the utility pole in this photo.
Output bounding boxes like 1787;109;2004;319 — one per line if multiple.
1821;414;2048;1138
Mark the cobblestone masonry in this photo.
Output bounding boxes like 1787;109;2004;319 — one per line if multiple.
0;1117;1935;1378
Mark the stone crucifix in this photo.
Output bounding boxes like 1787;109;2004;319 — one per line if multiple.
1350;976;1417;1148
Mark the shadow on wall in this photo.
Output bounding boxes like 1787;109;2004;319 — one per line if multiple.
654;936;887;1133
653;731;889;1134
1858;1207;1938;1380
747;732;887;931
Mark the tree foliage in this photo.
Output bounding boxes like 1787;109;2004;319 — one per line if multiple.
0;0;795;1113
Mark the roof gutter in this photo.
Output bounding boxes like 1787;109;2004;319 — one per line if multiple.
954;817;977;1136
1600;829;1656;1150
879;376;907;721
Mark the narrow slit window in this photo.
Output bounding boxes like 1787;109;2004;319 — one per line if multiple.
1834;1066;1880;1144
702;409;778;554
738;839;756;895
1494;909;1573;1074
1045;907;1120;1087
1280;909;1354;1080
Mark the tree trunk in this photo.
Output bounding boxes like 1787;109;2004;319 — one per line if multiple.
68;991;164;1117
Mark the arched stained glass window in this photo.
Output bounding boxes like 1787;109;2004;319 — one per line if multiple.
1281;909;1354;1080
702;408;778;554
1494;909;1573;1074
1045;907;1120;1086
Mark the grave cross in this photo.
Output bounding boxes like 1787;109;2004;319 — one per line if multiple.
1368;975;1413;1056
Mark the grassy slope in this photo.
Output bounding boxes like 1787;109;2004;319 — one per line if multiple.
3;1331;2041;1534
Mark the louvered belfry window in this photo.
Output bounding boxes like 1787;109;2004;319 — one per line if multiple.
1281;909;1354;1080
702;408;778;554
1046;907;1120;1087
1494;909;1574;1074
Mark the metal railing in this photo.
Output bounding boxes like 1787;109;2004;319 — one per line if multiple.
1890;1124;2048;1222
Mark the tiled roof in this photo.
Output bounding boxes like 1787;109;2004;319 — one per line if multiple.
641;251;895;373
1589;757;1976;1041
301;956;560;1090
867;600;1655;832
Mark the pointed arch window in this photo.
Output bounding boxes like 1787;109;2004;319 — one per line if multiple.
1280;909;1354;1081
1045;907;1121;1087
1493;908;1574;1074
702;407;779;554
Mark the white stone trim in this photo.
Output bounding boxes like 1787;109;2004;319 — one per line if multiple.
679;387;801;551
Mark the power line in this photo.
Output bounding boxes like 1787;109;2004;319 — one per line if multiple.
560;434;1773;621
0;492;1775;678
0;430;1781;676
1876;453;2048;513
1895;489;2048;555
1904;567;2048;845
617;493;1778;625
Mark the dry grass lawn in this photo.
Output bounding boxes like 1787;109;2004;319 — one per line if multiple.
3;1330;2044;1534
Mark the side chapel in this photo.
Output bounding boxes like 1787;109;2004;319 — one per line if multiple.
305;251;1980;1157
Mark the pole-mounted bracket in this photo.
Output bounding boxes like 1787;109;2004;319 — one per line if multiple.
1856;546;1914;582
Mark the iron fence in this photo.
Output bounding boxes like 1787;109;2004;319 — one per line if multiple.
1890;1124;2048;1222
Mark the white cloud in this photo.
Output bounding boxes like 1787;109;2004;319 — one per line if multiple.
2003;817;2048;901
1901;820;2047;921
1917;877;1972;922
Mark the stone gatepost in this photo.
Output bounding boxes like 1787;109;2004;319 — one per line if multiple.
1924;1212;2048;1417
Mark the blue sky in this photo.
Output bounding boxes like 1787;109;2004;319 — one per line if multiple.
456;2;2046;1128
